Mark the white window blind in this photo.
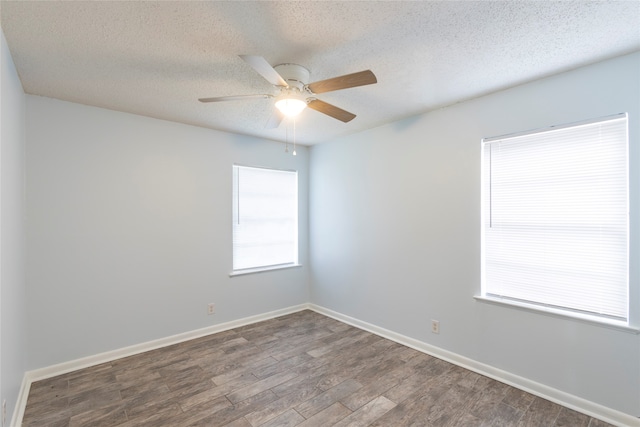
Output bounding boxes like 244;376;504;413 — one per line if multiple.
232;165;298;272
482;114;629;322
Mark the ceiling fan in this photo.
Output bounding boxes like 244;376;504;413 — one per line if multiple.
199;55;377;128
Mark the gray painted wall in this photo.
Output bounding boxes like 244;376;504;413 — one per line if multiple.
309;52;640;416
8;42;639;421
26;97;310;369
1;30;27;424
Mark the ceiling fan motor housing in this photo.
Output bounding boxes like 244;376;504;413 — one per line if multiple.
274;63;310;91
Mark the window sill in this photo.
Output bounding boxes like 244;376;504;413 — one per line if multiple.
474;295;640;335
229;263;302;277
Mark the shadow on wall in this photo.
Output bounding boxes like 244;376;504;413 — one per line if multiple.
391;114;424;132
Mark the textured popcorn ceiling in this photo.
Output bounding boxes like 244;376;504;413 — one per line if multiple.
1;1;639;145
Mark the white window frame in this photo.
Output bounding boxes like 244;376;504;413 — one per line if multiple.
478;114;637;332
230;164;300;276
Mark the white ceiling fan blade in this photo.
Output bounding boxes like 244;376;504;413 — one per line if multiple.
240;55;288;87
265;109;285;129
199;94;272;103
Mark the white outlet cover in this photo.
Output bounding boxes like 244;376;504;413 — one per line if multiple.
431;320;440;334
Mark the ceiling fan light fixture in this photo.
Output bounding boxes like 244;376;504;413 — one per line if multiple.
275;94;307;117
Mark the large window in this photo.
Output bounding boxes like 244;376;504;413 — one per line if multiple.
232;165;298;273
481;114;629;324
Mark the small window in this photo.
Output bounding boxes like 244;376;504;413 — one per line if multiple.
481;114;629;324
232;165;298;273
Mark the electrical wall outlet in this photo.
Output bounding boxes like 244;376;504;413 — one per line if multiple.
431;320;440;334
207;303;215;315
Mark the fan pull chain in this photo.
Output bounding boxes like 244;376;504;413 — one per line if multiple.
284;122;289;153
293;118;297;156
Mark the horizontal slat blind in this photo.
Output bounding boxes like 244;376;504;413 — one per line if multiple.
482;115;628;321
232;165;298;271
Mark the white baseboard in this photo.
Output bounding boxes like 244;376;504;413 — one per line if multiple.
12;303;310;427
308;304;639;427
12;302;639;427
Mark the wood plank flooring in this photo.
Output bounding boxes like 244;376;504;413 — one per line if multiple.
22;310;614;427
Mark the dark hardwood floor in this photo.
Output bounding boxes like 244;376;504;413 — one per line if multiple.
22;310;614;426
